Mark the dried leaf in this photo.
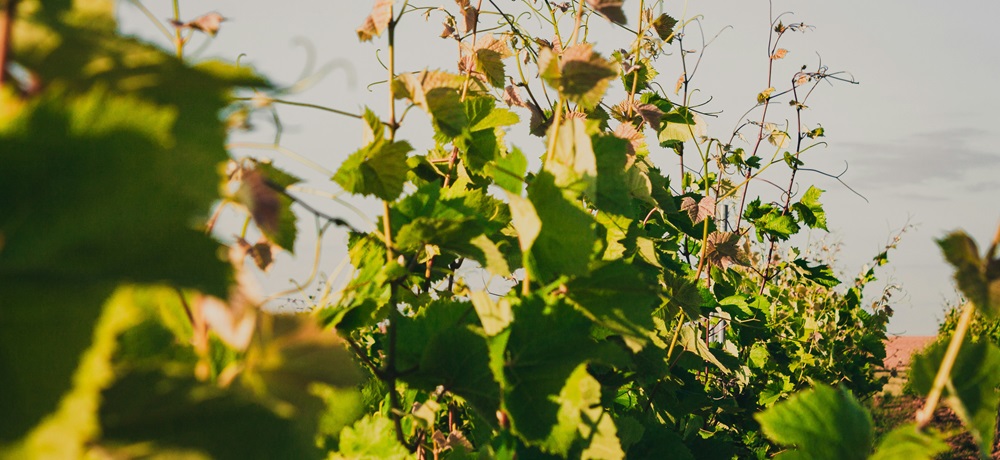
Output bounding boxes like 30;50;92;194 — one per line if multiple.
240;168;281;236
634;103;664;131
613;122;645;157
757;87;775;104
586;0;627;24
681;195;716;224
456;0;478;33
704;231;747;270
357;0;393;42
503;85;526;107
440;20;457;39
771;48;789;60
187;12;226;37
764;123;790;148
674;73;685;95
527;102;552;137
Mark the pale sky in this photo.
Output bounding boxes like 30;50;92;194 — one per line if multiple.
118;1;1000;335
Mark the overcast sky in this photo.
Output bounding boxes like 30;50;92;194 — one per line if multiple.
118;1;1000;335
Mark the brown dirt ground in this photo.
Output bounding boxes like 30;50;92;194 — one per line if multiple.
875;336;999;459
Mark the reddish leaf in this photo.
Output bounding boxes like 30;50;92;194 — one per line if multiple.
681;195;716;224
586;0;627;24
503;85;526;107
357;0;393;42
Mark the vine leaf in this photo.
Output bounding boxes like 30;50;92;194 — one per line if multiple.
236;162;300;252
502;85;527;108
756;385;873;460
100;369;321;459
680;196;715;224
396;300;501;421
703;231;747;270
539;43;618;110
470;291;513;336
565;261;657;351
543;365;624;458
869;424;948;460
332;115;412;201
658;108;705;148
463;34;512;88
938;232;995;316
547;117;598;198
356;0;393;42
523;171;597;282
791;186;828;231
455;0;479;33
652;13;678;42
491;297;623;451
586;0;627;25
333;414;412;459
910;337;1000;458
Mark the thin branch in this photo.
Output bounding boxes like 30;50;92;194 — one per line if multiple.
0;0;18;89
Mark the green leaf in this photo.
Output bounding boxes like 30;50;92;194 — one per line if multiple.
523;171;597;282
470;291;513;336
938;232;993;315
333;139;412;201
493;297;622;446
100;369;321;460
755;385;873;460
651;13;679;42
546;117;598;199
910;336;1000;458
396;300;501;420
678;324;729;373
564;261;656;350
334;414;412;459
791;185;828;231
0;43;251;437
592;134;634;217
792;260;840;288
486;146;528;194
869;424;948;460
427;87;469;139
542;365;624;458
657;108;705;147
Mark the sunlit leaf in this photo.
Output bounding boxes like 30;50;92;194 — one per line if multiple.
869;424;948;460
546;117;598;198
357;0;393;42
539;44;618;110
756;385;873;460
680;195;715;224
333;138;412;201
523;171;597;282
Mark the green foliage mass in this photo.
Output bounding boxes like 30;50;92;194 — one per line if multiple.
7;0;996;459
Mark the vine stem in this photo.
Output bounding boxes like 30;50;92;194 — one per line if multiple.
915;301;975;428
0;0;18;89
172;0;184;59
383;5;399;263
625;0;645;117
